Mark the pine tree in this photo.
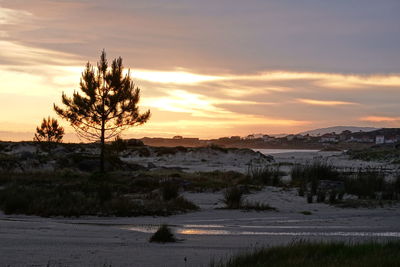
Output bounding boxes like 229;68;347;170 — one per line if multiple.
34;117;64;150
54;50;150;172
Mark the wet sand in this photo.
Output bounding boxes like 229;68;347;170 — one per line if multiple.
1;189;400;267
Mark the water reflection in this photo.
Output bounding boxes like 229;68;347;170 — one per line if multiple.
124;224;400;237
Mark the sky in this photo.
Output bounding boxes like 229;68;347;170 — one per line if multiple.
0;0;399;141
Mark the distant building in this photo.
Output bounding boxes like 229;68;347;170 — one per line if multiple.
173;136;183;139
320;133;338;143
375;135;385;144
286;134;295;141
385;136;399;144
246;134;255;140
339;130;352;141
349;135;374;143
294;134;305;140
262;135;275;141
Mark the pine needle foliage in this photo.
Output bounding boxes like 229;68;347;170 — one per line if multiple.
34;117;64;143
54;50;151;172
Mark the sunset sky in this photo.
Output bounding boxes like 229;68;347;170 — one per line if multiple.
1;0;400;141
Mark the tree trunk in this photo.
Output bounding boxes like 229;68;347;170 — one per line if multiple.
100;120;105;173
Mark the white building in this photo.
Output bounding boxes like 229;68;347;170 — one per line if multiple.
375;135;385;144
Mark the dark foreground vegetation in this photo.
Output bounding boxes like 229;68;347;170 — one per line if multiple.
0;167;279;216
0;140;399;216
348;145;400;164
149;224;177;243
222;186;276;211
0;171;199;217
291;160;400;206
210;241;400;267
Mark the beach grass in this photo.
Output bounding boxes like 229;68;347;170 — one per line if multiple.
210;241;400;267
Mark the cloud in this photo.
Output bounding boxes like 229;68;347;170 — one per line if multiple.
360;116;400;122
0;41;80;66
2;0;400;73
1;1;400;139
133;69;400;90
297;98;357;106
132;69;223;84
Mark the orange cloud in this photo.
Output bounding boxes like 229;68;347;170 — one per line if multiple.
297;98;357;106
360;116;400;122
132;69;400;91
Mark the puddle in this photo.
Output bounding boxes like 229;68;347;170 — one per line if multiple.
123;224;400;237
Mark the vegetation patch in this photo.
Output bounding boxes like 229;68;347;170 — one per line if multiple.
241;201;276;211
300;210;312;215
222;186;244;209
221;186;276;211
210;241;400;267
290;160;400;204
149;224;177;243
347;146;400;163
0;171;198;217
249;165;284;186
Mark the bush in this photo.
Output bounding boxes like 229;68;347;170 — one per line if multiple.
167;196;199;212
222;186;244;209
149;224;176;243
160;181;179;201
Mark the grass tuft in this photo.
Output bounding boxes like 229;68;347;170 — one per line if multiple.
299;210;312;215
149;224;177;243
222;186;244;209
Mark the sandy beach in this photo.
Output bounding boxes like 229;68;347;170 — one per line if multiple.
1;150;400;267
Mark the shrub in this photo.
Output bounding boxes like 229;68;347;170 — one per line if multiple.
160;181;179;201
149;224;176;243
222;186;244;209
108;135;128;156
167;196;199;212
0;186;31;214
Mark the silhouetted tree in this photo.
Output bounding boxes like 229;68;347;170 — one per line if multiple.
54;50;151;172
34;117;64;151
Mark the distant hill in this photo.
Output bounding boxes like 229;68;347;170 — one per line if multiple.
299;126;379;136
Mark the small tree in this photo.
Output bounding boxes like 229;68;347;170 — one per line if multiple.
34;117;64;146
54;50;150;172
